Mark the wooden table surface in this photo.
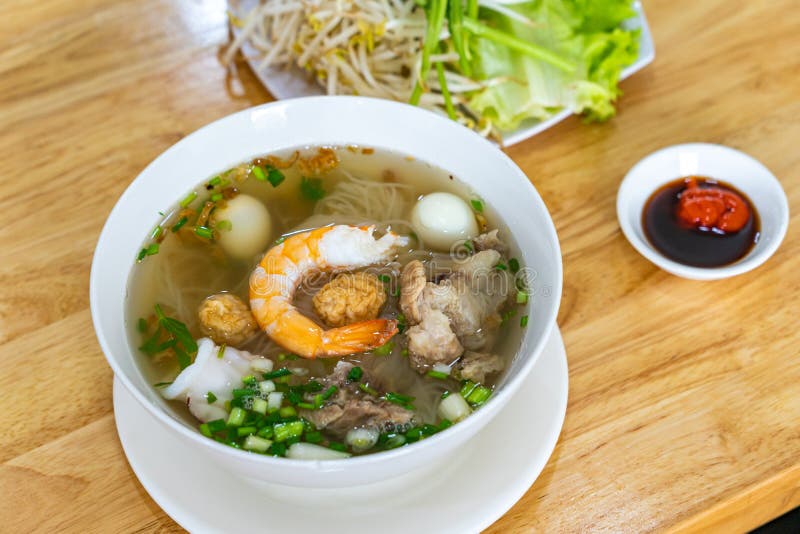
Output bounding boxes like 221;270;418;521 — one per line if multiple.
1;0;798;531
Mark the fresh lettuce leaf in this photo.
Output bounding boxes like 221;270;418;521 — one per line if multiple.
467;0;639;130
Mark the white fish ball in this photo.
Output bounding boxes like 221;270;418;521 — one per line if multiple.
213;194;272;261
411;192;479;251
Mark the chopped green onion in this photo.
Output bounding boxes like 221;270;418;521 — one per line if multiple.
384;392;415;409
210;192;223;202
242;375;257;386
208;176;222;186
401;348;409;357
243;434;272;453
251;166;267;181
252;398;268;414
274;421;305;442
520;315;529;327
421;424;439;436
150;225;163;240
427;370;449;380
378;274;391;284
215;219;232;232
205;391;218;404
136;247;147;262
321;385;338;401
263;368;292;380
328;441;347;453
347;366;363;382
199;423;212;437
207;419;226;433
274;236;286;245
373;341;394;356
439;419;453;431
171;216;189;232
266;166;285;187
509;258;520;273
467;385;492;405
463;240;473;253
137;318;148;333
384;434;406;449
179;191;197;208
470;199;484;213
516;291;529;304
359;383;379;396
237;426;257;437
279;406;297;418
232;388;254;400
305;431;323;444
296;402;316;410
217;344;226;359
227;407;246;427
194;226;214;240
257;426;274;439
441;390;451;399
460;380;477;398
495;262;508;271
300;176;326;200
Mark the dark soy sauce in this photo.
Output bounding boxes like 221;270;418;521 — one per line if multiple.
643;177;760;268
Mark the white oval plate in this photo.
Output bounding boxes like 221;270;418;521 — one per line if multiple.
232;1;655;146
114;327;568;533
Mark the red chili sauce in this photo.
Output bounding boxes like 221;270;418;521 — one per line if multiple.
642;176;759;267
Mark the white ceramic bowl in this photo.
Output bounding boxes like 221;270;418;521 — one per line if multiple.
617;143;789;280
91;96;563;487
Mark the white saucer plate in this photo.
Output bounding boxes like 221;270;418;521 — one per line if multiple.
114;327;568;533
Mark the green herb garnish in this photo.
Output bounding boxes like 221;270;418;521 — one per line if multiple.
508;258;520;273
138;304;198;369
347;366;363;382
206;391;218;403
195;226;214;240
171;216;188;232
179;191;197;208
300;176;326;200
520;315;529;327
470;199;484;213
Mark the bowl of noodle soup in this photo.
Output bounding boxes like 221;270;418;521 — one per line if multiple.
91;96;562;487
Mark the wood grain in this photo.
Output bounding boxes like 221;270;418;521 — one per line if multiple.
0;0;798;532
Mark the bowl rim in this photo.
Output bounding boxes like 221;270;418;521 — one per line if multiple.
616;142;789;281
90;95;563;469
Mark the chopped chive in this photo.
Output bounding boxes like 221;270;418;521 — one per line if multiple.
347;366;363;382
421;424;439;436
495;262;508;271
520;315;529;327
251;166;267;181
269;441;287;456
427;370;449;380
401;348;409;357
378;274;391;284
300;176;326;200
266;166;285;187
257;426;274;439
217;344;226;359
243;434;272;453
232;388;254;400
463;240;473;253
263;368;292;380
373;341;394;356
439;419;453;430
215;219;232;231
195;226;214;240
171;216;188;232
384;392;415;408
359;383;379;396
179;191;197;208
150;225;163;240
384;434;406;449
153;381;173;388
509;258;520;273
206;391;218;403
516;290;529;304
136;248;147;261
470;199;484;213
242;375;257;386
274;236;286;245
208;176;222;186
296;402;316;410
199;423;212;437
441;390;451;399
227;407;246;427
460;380;477;399
137;318;148;333
210;192;223;202
146;243;159;256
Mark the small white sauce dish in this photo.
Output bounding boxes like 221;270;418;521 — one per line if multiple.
617;143;789;280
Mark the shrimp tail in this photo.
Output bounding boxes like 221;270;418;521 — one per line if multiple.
319;319;399;358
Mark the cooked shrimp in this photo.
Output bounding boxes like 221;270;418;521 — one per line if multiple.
249;225;409;358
